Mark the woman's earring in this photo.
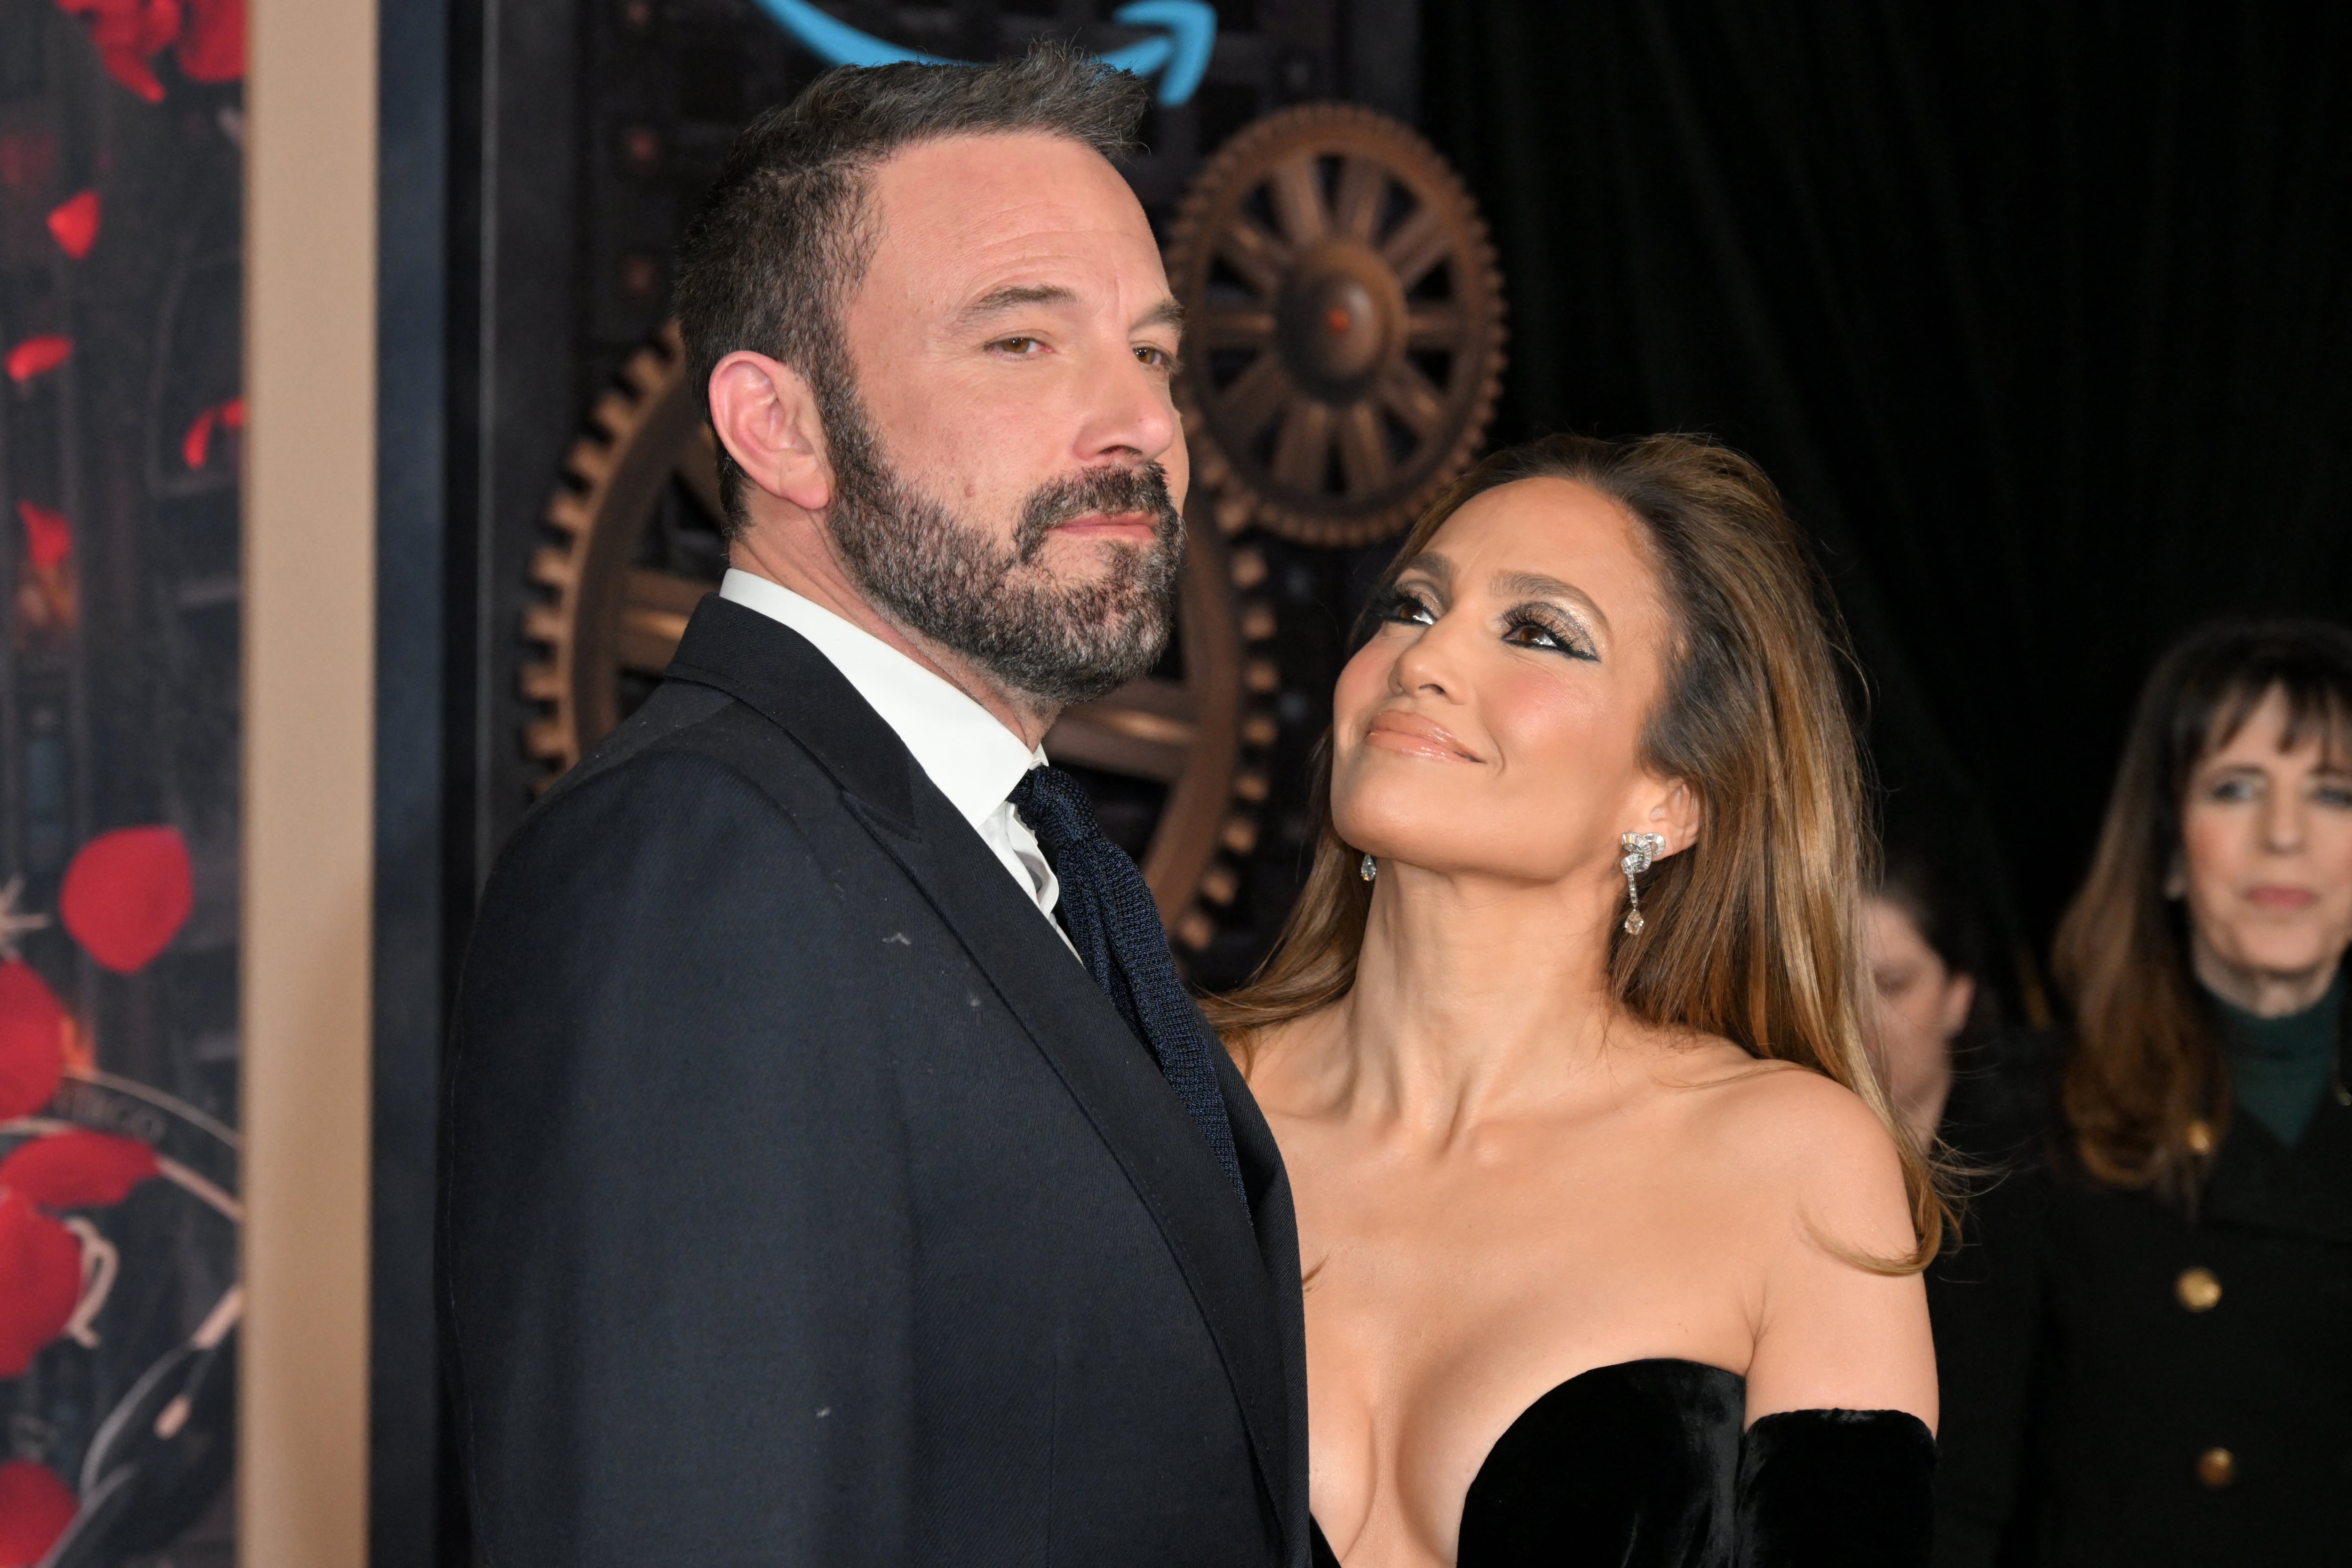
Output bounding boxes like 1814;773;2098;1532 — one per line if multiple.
1360;852;1378;883
1619;833;1665;935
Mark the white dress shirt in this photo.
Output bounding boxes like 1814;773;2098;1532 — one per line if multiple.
718;569;1068;938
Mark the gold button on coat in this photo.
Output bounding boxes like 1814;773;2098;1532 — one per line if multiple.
2175;1266;2222;1313
2196;1448;2236;1488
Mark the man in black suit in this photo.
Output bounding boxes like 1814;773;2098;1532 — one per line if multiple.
442;47;1307;1567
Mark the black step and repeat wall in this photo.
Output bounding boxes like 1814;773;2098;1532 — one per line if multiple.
1424;3;2352;969
381;3;2352;1560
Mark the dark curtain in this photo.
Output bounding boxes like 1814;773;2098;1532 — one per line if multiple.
1422;2;2352;979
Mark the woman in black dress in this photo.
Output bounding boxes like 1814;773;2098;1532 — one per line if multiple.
1209;434;1940;1568
1931;620;2352;1567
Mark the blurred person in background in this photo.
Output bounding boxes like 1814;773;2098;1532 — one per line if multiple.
1860;849;2061;1567
1864;849;1999;1152
1928;620;2352;1567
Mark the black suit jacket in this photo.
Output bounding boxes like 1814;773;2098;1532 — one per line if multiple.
442;596;1310;1567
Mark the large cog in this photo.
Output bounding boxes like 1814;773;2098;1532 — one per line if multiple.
1165;103;1507;549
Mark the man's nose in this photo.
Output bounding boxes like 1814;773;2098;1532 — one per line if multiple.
1075;346;1179;464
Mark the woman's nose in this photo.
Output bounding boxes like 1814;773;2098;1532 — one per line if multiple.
2260;790;2308;854
1389;616;1464;699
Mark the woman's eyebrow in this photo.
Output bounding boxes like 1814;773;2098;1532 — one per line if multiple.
1492;569;1611;634
1396;551;1454;590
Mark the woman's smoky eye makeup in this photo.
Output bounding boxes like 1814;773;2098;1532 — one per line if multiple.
1498;602;1598;661
1374;583;1438;629
1372;582;1600;661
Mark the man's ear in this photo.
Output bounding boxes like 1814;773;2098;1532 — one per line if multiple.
707;350;831;514
1641;779;1704;860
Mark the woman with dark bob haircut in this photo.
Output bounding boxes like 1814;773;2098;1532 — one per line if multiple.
1208;432;1942;1567
1932;619;2352;1567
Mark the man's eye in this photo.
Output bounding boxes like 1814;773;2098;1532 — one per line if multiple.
1135;344;1177;370
992;336;1044;355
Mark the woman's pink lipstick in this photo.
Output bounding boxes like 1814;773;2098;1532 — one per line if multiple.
1365;710;1481;763
2245;884;2319;910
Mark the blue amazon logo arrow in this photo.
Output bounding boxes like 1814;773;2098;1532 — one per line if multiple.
752;0;1217;107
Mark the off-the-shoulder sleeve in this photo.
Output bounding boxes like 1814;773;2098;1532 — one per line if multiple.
1735;1406;1936;1567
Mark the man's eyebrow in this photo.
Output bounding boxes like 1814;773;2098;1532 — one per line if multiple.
1494;569;1612;634
954;286;1187;337
1136;296;1185;334
956;283;1081;326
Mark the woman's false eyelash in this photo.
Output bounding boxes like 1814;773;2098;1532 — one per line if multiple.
1373;584;1437;625
1373;585;1599;661
1501;603;1599;661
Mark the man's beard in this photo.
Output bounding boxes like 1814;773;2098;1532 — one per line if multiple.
818;384;1185;708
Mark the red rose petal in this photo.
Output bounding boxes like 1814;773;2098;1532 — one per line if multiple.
176;0;241;83
1;1130;159;1210
16;501;72;572
55;0;178;103
0;1458;77;1565
182;406;217;469
61;827;194;973
135;0;181;55
94;37;167;104
0;963;65;1122
5;335;72;383
45;190;101;260
0;1191;81;1379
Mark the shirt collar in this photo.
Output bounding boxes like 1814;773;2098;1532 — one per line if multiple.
717;569;1041;830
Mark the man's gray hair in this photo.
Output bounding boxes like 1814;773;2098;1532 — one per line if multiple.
674;43;1150;535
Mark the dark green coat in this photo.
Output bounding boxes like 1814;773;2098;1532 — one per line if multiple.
1929;1026;2352;1567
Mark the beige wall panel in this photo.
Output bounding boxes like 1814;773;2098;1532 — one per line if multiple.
241;0;378;1565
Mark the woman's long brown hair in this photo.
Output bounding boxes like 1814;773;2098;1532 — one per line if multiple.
2052;620;2352;1202
1203;432;1946;1270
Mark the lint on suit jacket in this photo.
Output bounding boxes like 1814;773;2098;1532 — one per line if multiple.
440;594;1310;1567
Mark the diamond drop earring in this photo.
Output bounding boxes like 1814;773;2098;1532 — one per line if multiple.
1360;852;1377;882
1619;833;1665;935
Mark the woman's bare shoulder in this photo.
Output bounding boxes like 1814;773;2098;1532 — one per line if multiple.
1658;1039;1911;1232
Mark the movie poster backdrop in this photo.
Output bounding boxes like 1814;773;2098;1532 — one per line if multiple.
0;2;243;1564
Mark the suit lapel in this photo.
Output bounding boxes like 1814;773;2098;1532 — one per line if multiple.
1215;1031;1312;1560
847;785;1296;1535
663;597;1299;1544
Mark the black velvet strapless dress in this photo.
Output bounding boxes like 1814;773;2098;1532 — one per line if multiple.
1308;1359;1934;1567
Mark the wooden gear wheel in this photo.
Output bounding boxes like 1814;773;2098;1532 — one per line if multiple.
1165;103;1507;548
522;322;1279;949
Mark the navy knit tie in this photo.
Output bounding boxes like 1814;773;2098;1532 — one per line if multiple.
1011;765;1247;1208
